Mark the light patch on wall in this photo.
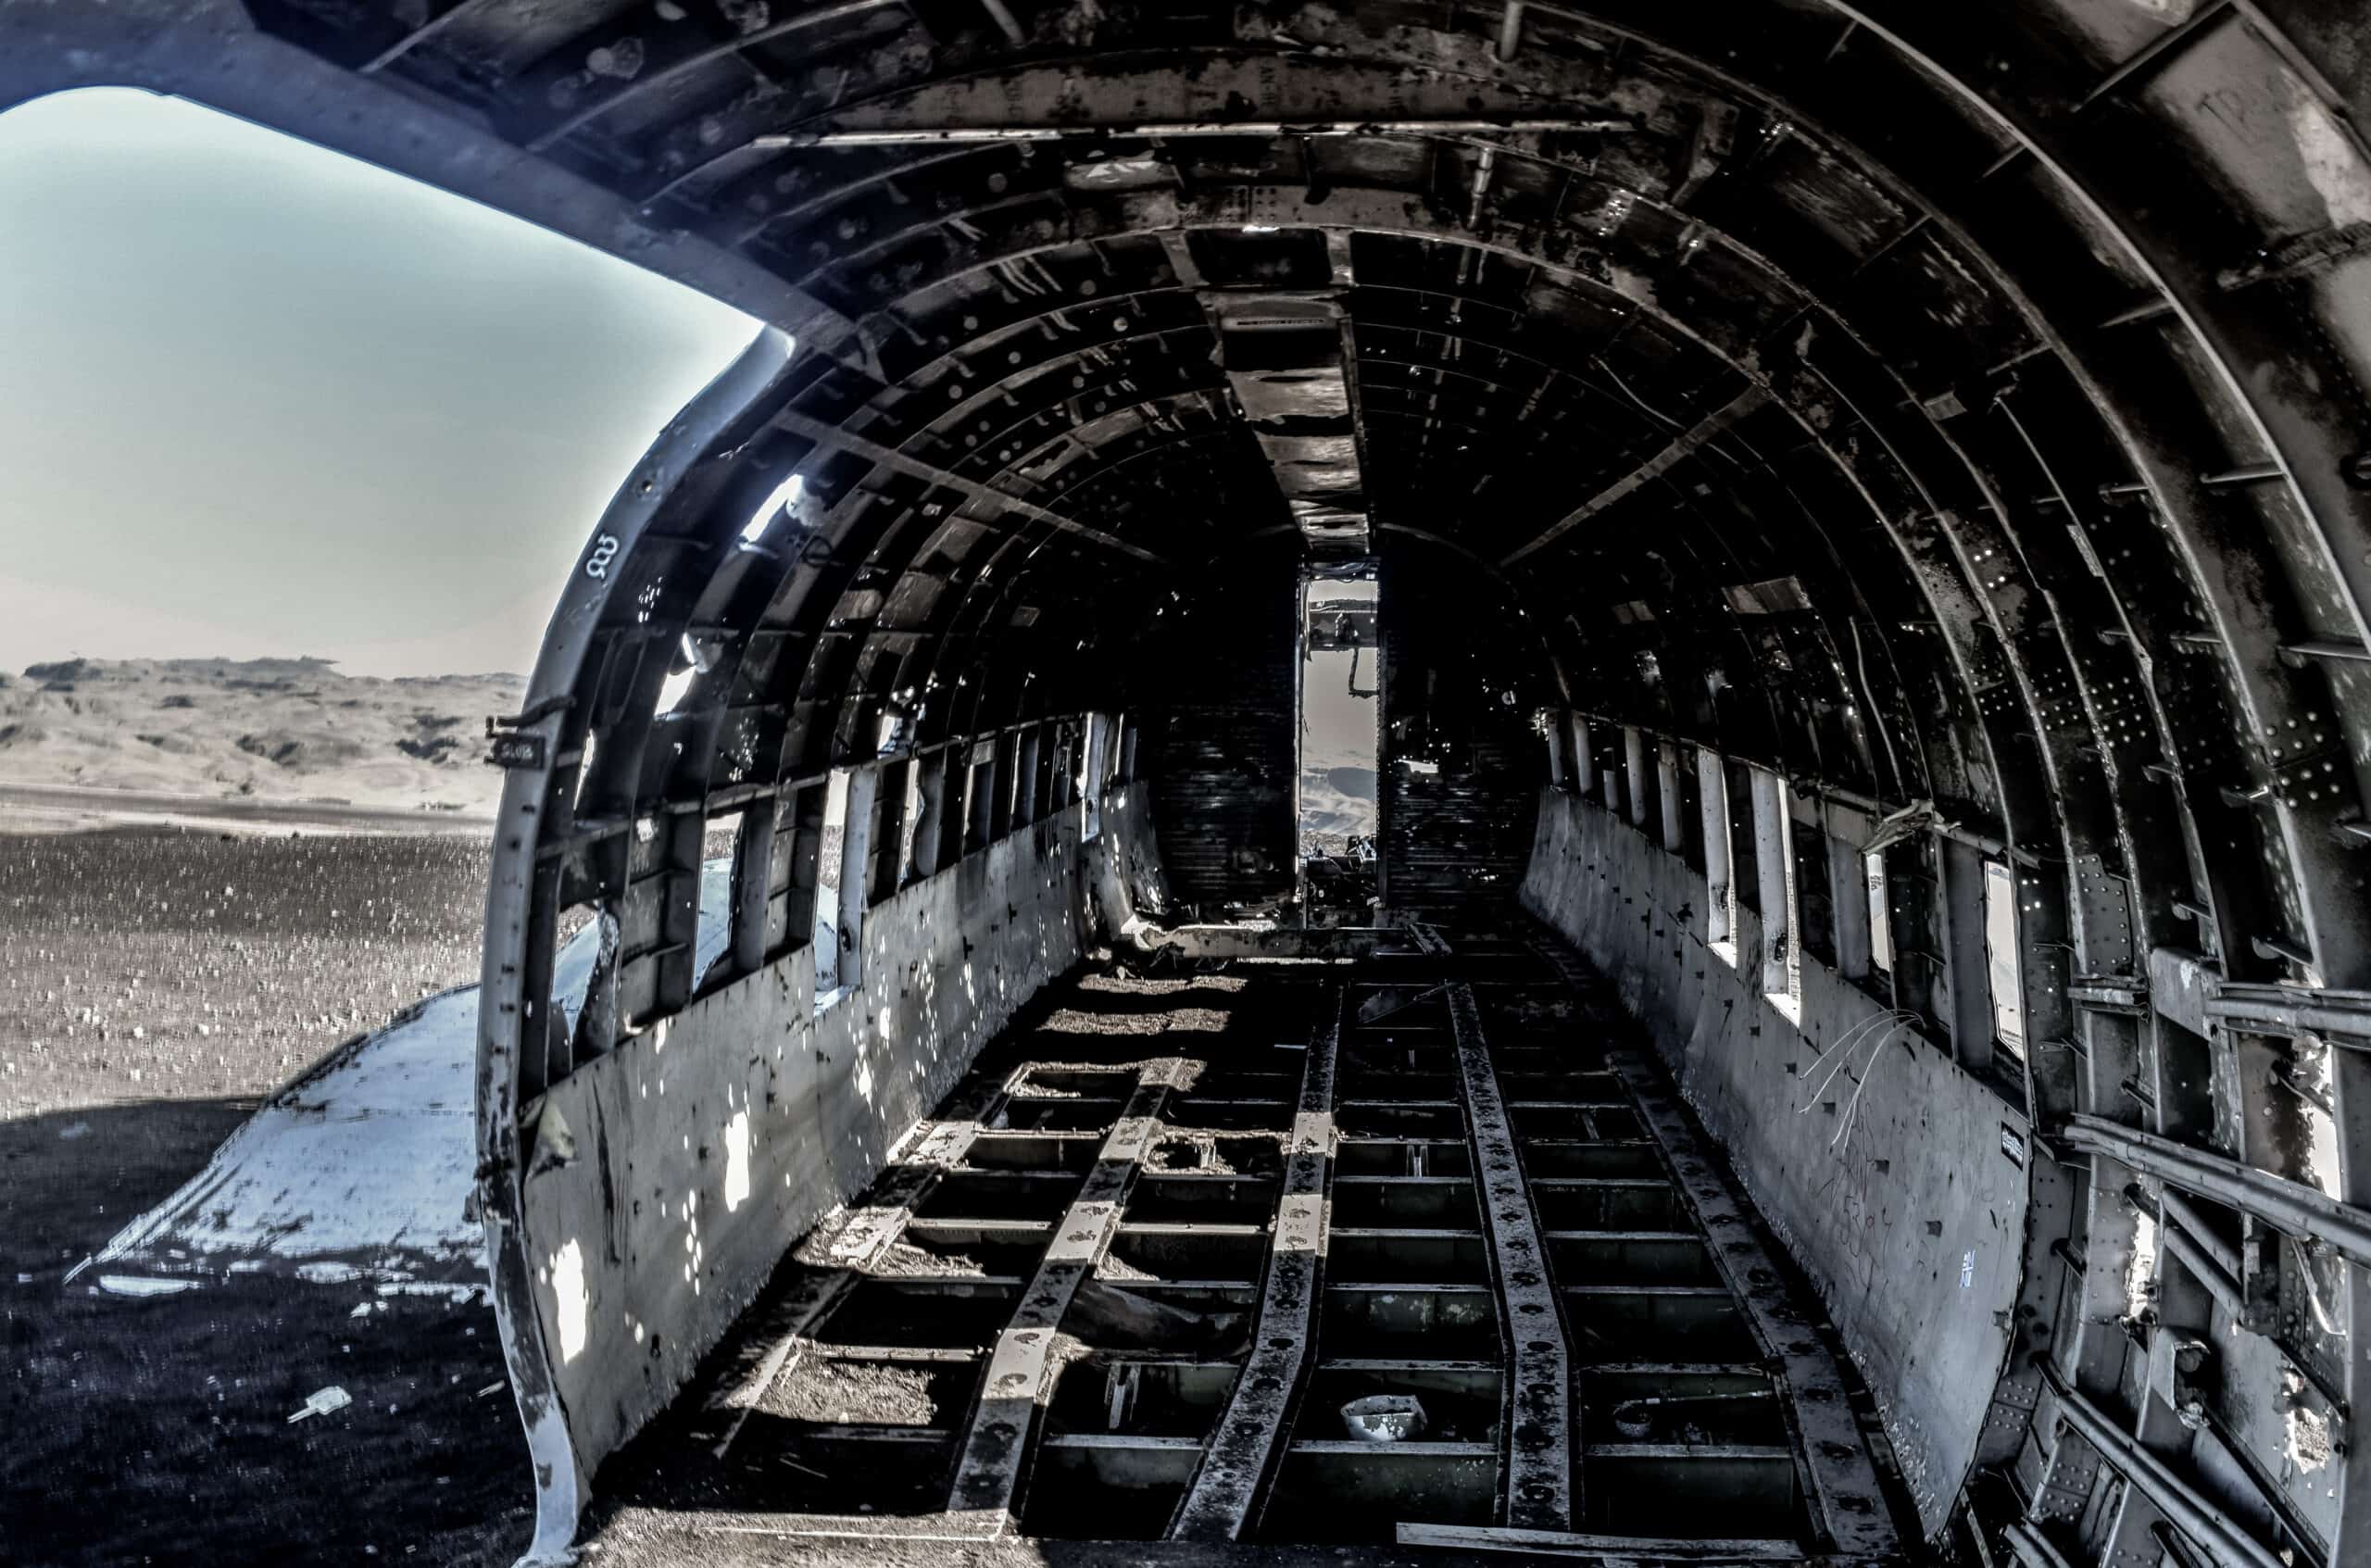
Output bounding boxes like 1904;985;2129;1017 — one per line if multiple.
1981;860;2026;1059
2296;1040;2343;1199
2122;1208;2158;1322
742;472;805;544
2284;1374;2333;1472
1721;575;1811;615
721;1110;751;1212
2290;85;2371;227
549;1239;590;1364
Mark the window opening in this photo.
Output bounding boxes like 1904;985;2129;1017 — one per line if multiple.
1624;727;1654;834
965;746;995;851
1793;816;1836;967
1083;712;1111;841
1983;859;2026;1061
682;811;739;993
1298;565;1379;924
1012;728;1042;829
991;732;1022;839
1726;759;1761;916
812;767;875;1010
811;770;852;1001
871;759;912;903
1656;739;1687;854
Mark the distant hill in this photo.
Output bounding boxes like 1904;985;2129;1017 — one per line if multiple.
1298;763;1377;845
0;658;525;814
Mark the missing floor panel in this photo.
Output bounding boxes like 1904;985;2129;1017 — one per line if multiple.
579;936;1911;1565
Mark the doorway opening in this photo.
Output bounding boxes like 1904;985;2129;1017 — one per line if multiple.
1297;565;1380;923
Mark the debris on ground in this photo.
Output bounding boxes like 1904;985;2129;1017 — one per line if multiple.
286;1386;353;1424
1341;1394;1426;1442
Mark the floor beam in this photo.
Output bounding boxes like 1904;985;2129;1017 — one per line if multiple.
1447;979;1575;1531
1171;989;1345;1538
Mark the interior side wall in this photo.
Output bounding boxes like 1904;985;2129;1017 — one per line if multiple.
517;784;1167;1487
1523;784;2027;1535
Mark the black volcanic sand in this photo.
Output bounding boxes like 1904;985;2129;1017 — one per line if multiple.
1;828;528;1565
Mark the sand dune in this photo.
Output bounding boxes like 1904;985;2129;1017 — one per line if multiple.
0;657;523;815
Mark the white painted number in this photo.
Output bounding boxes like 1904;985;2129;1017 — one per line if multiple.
585;533;621;579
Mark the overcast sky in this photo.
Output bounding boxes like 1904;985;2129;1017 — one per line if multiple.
0;88;757;679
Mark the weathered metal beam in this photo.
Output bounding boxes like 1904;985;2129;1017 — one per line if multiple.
2042;1365;2285;1568
1446;980;1574;1531
1803;0;2371;1006
947;1059;1189;1534
2157;1215;2245;1319
975;0;1025;48
759;115;1635;148
1141;924;1411;960
2058;1115;2371;1268
720;57;1634;154
2071;0;2235;113
1397;1523;1810;1559
1604;1044;1901;1560
2001;1518;2081;1568
1168;989;1342;1539
1498;4;1528;63
770;409;1162;565
522;1;910;151
1159;231;1372;556
2155;1185;2243;1281
1499;388;1768;566
358;0;502;73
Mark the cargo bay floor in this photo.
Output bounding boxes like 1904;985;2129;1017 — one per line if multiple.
576;925;1915;1566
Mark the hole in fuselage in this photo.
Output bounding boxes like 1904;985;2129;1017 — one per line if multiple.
1298;566;1379;922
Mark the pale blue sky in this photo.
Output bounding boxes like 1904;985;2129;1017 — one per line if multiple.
0;88;757;678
